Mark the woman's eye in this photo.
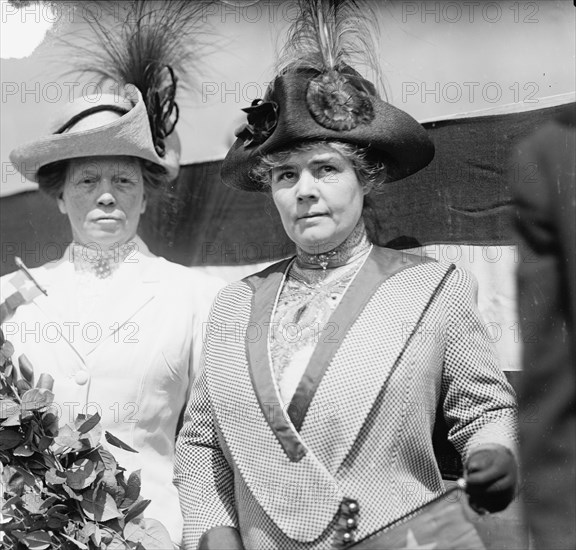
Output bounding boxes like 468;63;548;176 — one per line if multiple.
279;170;297;182
116;177;137;187
318;165;337;178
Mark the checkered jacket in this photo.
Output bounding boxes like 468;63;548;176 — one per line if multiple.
174;247;517;549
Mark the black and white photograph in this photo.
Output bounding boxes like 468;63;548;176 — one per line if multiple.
1;1;574;549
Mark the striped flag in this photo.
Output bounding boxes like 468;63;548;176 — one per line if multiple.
0;270;44;324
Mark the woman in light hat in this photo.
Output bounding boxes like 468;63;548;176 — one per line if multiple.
175;2;518;549
1;4;222;545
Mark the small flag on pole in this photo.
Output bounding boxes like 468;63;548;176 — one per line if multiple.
0;260;46;325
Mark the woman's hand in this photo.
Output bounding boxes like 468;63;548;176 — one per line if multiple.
198;526;244;550
465;445;517;514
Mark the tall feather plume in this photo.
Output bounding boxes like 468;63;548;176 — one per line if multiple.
63;0;212;151
276;0;384;95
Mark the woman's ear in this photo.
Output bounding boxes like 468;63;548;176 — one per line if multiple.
140;193;147;214
57;194;67;215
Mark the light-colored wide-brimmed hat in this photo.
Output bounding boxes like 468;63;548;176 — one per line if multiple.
10;85;181;183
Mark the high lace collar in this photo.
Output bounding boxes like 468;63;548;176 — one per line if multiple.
70;241;136;279
295;219;371;270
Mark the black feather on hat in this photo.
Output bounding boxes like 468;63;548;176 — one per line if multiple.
221;0;435;192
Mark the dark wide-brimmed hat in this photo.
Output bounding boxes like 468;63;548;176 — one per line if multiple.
10;86;181;183
221;65;435;192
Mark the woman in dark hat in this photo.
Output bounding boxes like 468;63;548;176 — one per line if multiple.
175;2;518;549
1;3;222;544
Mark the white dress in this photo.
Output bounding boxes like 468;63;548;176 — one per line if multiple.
0;236;224;544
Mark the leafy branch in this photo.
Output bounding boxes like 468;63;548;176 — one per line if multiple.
0;328;171;550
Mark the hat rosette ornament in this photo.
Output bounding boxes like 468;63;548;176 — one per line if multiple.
307;69;375;131
236;99;279;147
222;0;434;191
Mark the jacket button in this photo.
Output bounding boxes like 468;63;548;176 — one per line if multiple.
342;532;353;543
346;518;356;528
74;371;89;385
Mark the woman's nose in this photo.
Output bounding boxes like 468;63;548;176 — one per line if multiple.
296;171;319;200
96;180;116;206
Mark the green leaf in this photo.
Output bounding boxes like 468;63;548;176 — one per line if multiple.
61;482;83;501
13;465;39;485
124;470;141;502
98;448;118;471
124;518;172;550
105;535;131;550
124;499;150;524
36;435;53;452
13;444;34;457
101;469;119;496
61;534;88;549
21;388;54;412
0;429;24;450
40;412;59;437
0;399;19;419
77;413;101;434
82;488;122;522
15;378;32;393
79;521;102;546
39;496;60;511
21;530;51;550
0;340;15;360
2;495;24;516
104;432;137;453
18;354;34;386
80;423;102;448
22;492;44;514
45;468;66;486
2;412;22;427
53;424;84;451
66;459;98;490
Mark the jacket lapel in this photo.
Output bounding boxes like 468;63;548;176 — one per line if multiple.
245;259;308;461
288;247;423;430
298;251;454;473
205;272;343;542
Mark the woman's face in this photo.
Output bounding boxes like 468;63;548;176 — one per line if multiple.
57;156;146;248
270;145;367;254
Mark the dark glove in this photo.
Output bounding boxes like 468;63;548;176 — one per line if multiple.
465;446;517;514
198;526;244;550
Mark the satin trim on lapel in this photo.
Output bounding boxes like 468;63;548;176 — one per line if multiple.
289;247;433;431
245;258;307;462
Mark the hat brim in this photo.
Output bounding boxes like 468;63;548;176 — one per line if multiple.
9;90;180;183
221;71;435;191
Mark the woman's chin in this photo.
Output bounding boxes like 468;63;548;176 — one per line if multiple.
295;234;344;254
78;230;132;249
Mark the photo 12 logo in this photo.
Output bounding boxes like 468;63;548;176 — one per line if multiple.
401;81;539;104
401;2;540;24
